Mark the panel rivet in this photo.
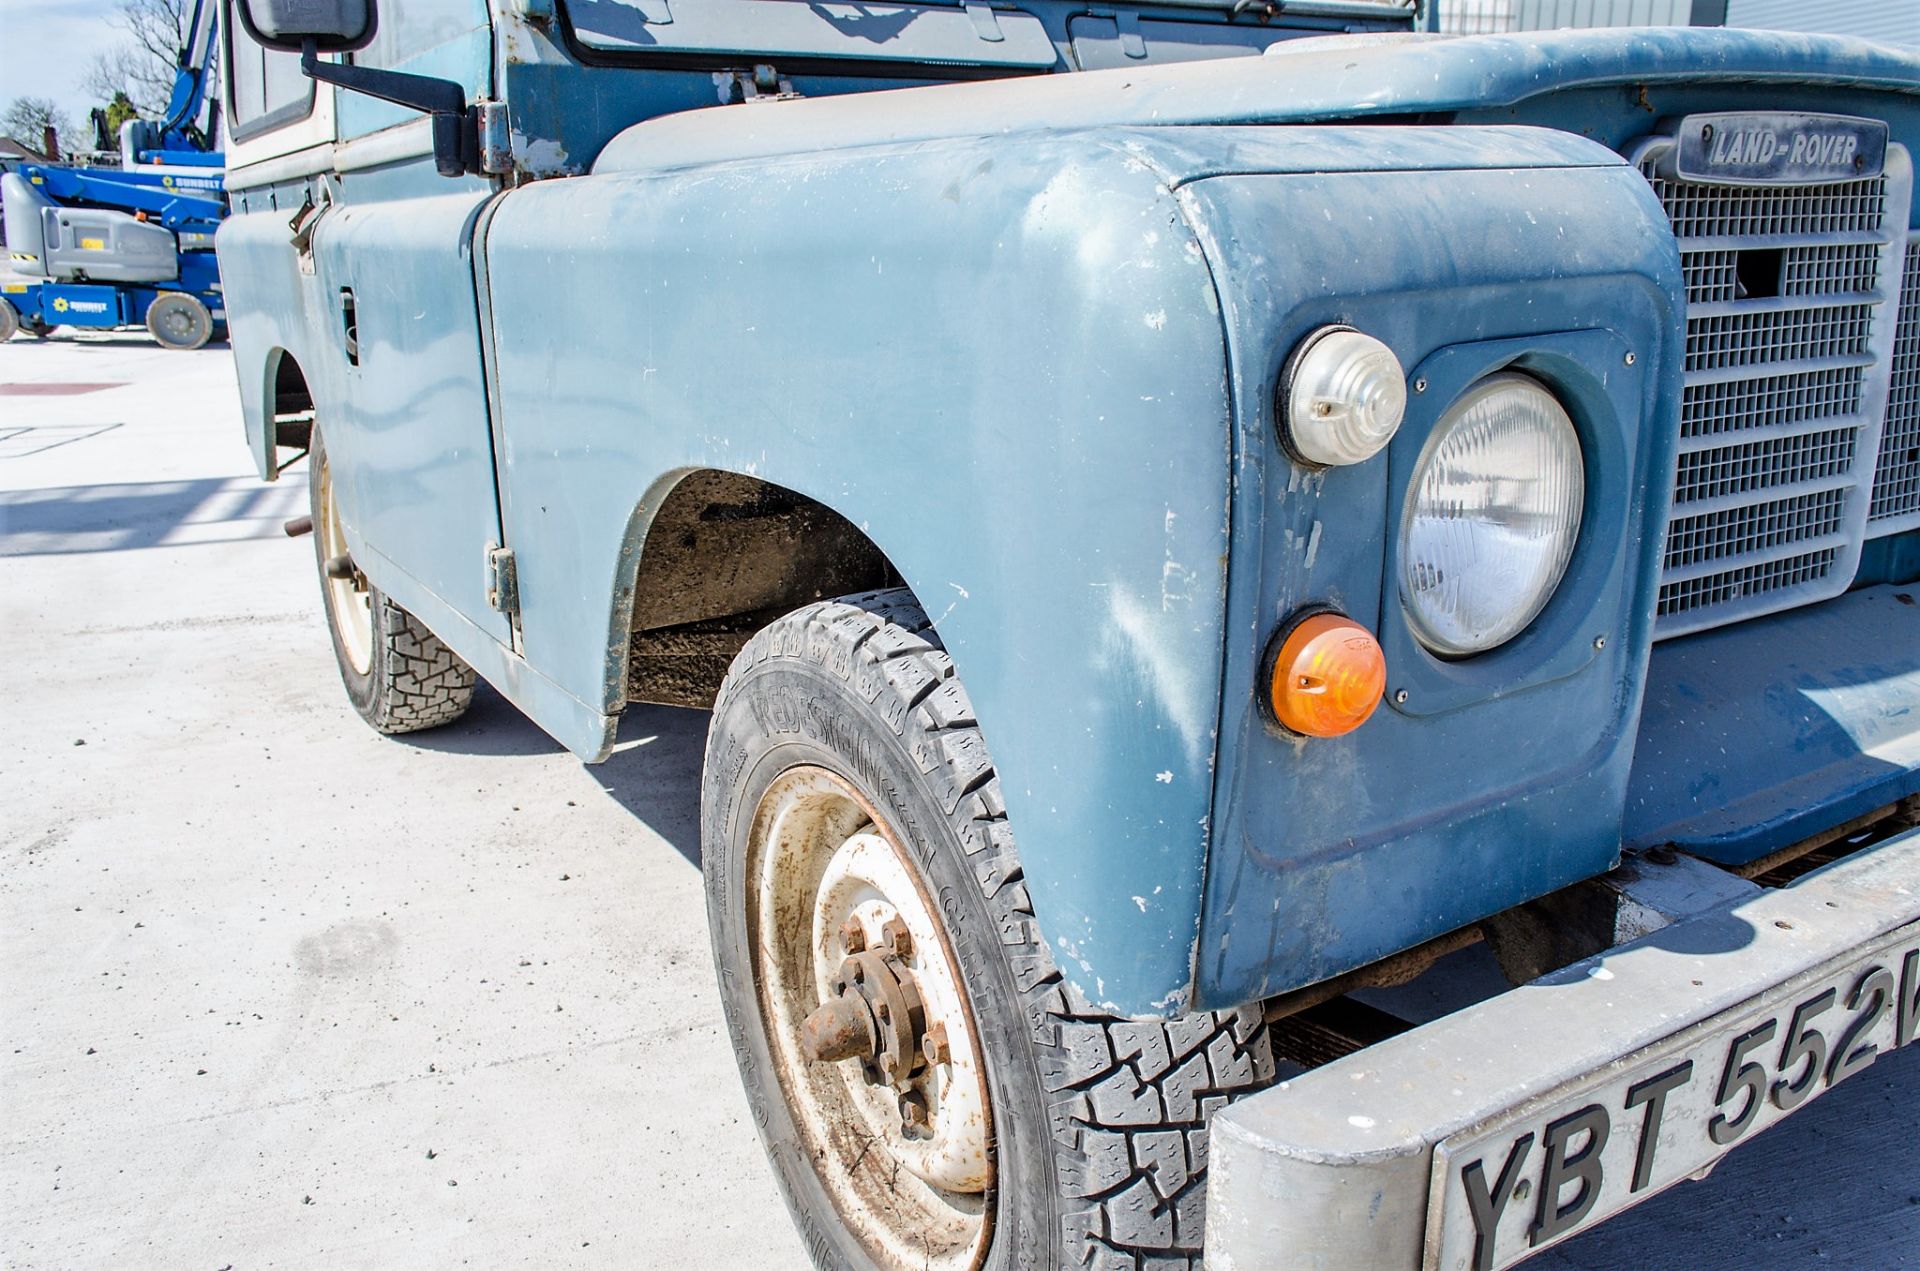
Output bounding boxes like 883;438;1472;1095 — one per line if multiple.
1624;352;1637;366
1394;689;1409;705
1413;377;1428;394
1593;635;1607;651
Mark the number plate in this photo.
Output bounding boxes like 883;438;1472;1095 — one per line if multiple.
1426;925;1920;1271
1673;112;1888;185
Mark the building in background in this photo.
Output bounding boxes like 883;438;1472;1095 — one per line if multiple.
1434;0;1920;45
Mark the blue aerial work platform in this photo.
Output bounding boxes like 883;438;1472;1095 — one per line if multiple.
0;0;227;349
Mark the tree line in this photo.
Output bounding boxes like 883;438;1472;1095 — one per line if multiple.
4;0;202;159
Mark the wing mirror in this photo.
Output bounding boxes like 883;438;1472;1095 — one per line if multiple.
233;0;486;179
233;0;376;52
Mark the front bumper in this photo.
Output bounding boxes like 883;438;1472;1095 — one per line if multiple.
1204;825;1920;1269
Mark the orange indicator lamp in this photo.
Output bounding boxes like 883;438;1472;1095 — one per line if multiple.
1264;611;1387;738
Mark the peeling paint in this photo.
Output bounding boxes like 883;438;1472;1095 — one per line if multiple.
509;130;573;176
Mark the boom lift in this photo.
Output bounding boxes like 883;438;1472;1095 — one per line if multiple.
0;0;226;350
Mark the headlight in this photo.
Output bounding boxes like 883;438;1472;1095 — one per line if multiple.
1399;373;1584;656
1280;326;1407;467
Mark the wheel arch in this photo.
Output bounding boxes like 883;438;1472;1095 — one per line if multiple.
605;466;909;713
595;455;1223;1019
266;347;315;457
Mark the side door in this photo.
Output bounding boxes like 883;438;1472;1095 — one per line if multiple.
301;0;513;648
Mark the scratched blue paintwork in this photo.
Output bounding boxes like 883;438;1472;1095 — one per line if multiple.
483;131;1232;1011
216;17;1920;1016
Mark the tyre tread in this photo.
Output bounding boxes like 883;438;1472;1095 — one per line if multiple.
717;587;1275;1270
367;598;476;733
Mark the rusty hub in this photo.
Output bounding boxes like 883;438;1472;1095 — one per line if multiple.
751;768;993;1266
801;943;930;1097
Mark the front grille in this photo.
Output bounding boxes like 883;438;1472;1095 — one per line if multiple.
1871;236;1920;530
1644;170;1891;238
1634;136;1913;638
1664;488;1849;571
1672;428;1858;504
1684;304;1875;374
1656;548;1840;620
1682;367;1864;440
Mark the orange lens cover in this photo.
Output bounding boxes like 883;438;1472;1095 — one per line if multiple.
1268;612;1387;738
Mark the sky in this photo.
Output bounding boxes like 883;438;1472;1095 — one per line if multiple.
0;0;127;137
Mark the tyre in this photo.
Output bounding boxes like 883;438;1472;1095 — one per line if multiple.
0;298;18;343
145;292;213;351
703;588;1275;1271
308;428;475;733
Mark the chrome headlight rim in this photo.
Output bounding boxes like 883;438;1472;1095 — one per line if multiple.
1398;371;1587;659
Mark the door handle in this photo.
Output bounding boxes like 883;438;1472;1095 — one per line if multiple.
339;286;358;366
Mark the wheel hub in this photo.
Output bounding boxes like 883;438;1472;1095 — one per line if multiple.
801;928;932;1125
750;768;993;1268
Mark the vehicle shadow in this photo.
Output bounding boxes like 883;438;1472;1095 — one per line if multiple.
0;477;304;555
597;703;710;870
399;681;708;868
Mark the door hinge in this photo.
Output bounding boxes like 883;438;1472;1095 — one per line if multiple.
485;542;520;614
475;100;512;176
715;64;801;104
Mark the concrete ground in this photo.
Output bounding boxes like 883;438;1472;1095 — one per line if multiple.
1;332;1915;1270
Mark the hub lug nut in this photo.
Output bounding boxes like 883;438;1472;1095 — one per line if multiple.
880;916;913;959
922;1020;951;1067
899;1089;931;1136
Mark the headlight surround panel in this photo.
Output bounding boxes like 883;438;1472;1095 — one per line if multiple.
1380;330;1643;718
1174;154;1685;1010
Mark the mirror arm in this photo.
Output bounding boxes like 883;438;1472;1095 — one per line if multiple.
299;38;475;177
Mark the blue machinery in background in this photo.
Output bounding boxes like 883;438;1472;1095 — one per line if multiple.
124;0;224;164
0;0;226;349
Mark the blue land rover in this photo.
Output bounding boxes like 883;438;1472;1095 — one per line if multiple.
214;1;1920;1265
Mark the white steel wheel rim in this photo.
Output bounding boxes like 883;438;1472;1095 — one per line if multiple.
315;454;374;676
749;766;993;1270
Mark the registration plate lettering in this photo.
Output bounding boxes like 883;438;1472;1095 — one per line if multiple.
1429;931;1920;1271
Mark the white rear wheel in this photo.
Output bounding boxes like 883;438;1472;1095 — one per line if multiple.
307;428;476;734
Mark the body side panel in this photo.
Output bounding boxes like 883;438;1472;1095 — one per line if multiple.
483;131;1234;1014
308;191;513;646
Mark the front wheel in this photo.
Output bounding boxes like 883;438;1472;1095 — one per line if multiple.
0;298;19;343
308;429;475;733
702;589;1275;1270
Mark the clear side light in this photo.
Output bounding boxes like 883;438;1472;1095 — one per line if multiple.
1280;326;1408;468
